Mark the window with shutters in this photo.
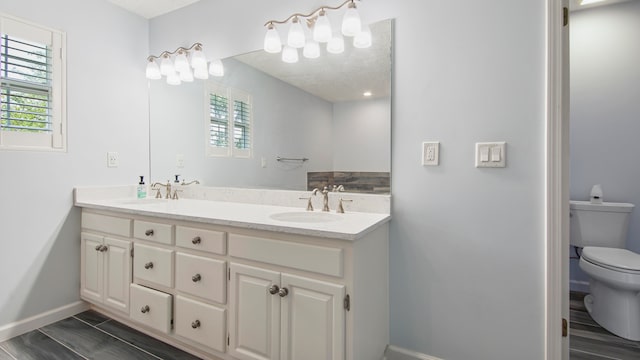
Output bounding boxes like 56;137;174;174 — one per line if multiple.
206;83;251;158
0;14;66;151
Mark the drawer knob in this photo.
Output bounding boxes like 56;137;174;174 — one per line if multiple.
192;236;201;245
145;229;154;236
268;284;280;295
278;287;289;297
141;305;150;313
144;262;154;269
192;274;202;282
191;320;201;329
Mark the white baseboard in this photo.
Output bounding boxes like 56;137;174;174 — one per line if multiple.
0;301;89;342
385;345;444;360
570;280;590;293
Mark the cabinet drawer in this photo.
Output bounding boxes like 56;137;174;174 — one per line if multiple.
176;226;226;255
129;284;172;334
82;212;131;238
133;243;174;288
175;295;226;352
134;220;174;245
228;234;344;277
176;253;226;304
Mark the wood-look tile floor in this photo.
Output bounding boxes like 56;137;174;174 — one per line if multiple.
570;291;640;360
0;310;206;360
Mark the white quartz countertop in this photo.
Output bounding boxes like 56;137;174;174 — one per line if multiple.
75;197;391;241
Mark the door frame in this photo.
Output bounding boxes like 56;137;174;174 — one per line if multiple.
545;0;570;359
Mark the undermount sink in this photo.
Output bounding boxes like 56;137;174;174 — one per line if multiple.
269;211;342;223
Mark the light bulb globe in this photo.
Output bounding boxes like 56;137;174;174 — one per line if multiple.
160;55;174;76
353;24;372;49
342;5;361;37
191;48;207;69
145;59;161;80
209;59;224;77
166;70;181;85
313;12;332;43
287;18;306;48
282;45;299;63
264;25;282;53
174;51;189;73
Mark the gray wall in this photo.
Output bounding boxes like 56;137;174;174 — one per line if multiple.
0;0;149;327
151;1;546;359
332;97;391;172
570;1;640;289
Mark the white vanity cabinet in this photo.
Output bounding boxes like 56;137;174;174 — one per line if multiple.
80;213;132;315
79;207;389;360
229;263;345;360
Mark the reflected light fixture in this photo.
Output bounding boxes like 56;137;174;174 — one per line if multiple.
263;0;371;63
580;0;606;4
146;42;224;85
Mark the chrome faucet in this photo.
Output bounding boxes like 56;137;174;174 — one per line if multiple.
150;181;172;199
300;188;320;211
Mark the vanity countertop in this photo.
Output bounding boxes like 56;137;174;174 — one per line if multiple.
75;195;390;241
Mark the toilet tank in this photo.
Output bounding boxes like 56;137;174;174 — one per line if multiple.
569;200;634;248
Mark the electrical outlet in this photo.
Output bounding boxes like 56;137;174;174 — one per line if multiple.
176;154;185;168
422;142;439;166
107;152;119;167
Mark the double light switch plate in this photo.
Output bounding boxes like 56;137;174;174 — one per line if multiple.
475;142;506;168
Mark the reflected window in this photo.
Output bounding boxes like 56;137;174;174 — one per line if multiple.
206;83;251;158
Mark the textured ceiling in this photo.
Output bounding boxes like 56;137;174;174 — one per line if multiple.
233;20;392;103
108;0;201;18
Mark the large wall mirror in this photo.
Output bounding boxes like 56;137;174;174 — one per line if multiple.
149;19;392;194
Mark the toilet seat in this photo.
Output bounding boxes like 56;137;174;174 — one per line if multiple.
582;247;640;275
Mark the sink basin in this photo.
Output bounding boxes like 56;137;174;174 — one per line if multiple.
269;211;342;223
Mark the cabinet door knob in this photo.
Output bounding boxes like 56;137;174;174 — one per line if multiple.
192;274;201;282
145;229;154;236
278;287;289;297
268;284;280;295
141;305;150;313
101;245;109;252
191;236;201;245
95;245;102;251
191;320;201;329
144;262;154;269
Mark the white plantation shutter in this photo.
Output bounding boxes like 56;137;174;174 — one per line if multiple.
206;82;252;158
0;14;66;151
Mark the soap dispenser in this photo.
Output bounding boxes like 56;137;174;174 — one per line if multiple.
137;176;147;199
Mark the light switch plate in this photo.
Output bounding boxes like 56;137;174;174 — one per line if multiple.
475;142;506;168
176;154;185;168
422;141;440;166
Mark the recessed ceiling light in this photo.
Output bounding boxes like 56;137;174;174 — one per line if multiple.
580;0;607;5
363;91;372;97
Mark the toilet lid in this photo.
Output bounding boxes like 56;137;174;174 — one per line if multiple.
582;247;640;273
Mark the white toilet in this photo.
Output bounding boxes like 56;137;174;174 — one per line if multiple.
570;200;640;340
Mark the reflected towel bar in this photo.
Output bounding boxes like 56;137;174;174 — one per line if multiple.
276;156;309;162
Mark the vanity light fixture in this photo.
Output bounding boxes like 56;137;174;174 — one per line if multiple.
146;42;224;85
580;0;607;5
263;0;371;63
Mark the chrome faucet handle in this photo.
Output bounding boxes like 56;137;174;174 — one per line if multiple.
150;182;164;198
332;185;345;192
172;189;182;200
336;198;353;214
299;197;314;211
181;179;201;186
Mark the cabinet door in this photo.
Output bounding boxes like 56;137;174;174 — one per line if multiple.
80;233;103;304
229;263;280;360
280;274;345;360
103;237;131;313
